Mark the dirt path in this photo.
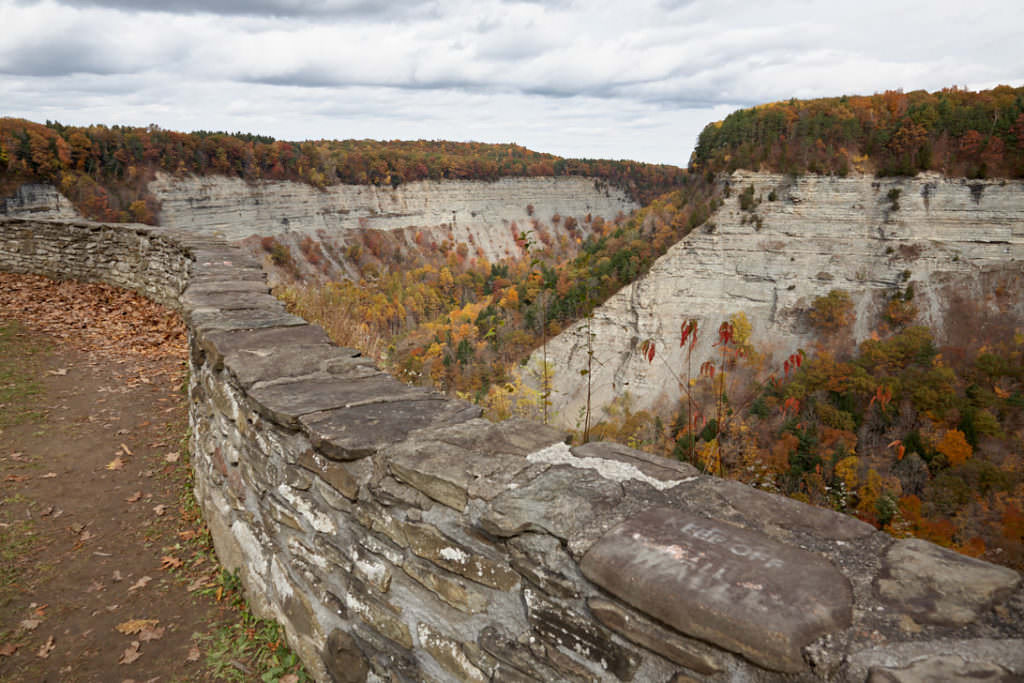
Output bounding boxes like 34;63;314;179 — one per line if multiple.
0;273;307;683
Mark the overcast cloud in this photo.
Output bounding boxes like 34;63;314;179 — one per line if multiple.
2;0;1022;165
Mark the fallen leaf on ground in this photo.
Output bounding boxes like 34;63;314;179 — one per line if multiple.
4;474;28;482
186;577;208;592
177;529;196;541
119;640;142;664
0;643;19;657
128;576;151;591
280;675;299;683
20;618;41;631
79;530;94;541
41;505;54;517
106;457;125;471
160;555;182;570
40;472;58;479
8;452;23;460
70;523;86;534
186;646;201;662
152;504;167;516
138;626;165;642
88;580;104;592
120;443;133;455
164;452;179;463
112;570;124;582
125;491;142;503
116;619;159;636
47;368;68;376
37;636;55;658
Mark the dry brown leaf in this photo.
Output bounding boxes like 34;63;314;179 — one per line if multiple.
119;640;142;664
36;636;55;659
137;626;165;642
177;529;196;541
116;619;158;636
47;368;68;376
160;555;182;570
128;576;151;591
106;457;125;471
164;452;179;463
19;618;41;631
0;643;18;657
4;474;28;482
186;646;201;662
125;491;142;503
120;443;133;455
152;504;167;516
280;675;299;683
40;472;58;479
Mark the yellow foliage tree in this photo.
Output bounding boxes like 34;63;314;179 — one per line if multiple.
935;429;973;467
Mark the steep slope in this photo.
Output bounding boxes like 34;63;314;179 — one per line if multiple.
149;173;635;263
536;171;1024;428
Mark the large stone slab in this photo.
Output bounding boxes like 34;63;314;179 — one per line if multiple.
303;397;481;461
200;324;332;369
188;306;307;333
248;374;425;428
874;538;1021;626
480;465;625;558
579;507;853;673
387;418;563;511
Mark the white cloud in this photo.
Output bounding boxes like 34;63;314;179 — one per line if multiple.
1;0;1022;165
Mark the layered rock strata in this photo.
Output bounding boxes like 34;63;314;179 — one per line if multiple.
150;174;635;262
535;171;1024;426
1;183;81;220
3;215;1022;682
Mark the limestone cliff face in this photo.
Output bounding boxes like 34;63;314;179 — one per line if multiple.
150;173;635;262
1;183;80;220
535;171;1024;429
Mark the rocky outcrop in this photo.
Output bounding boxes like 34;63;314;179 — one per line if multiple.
4;215;1023;682
150;174;635;262
1;183;80;220
535;171;1024;427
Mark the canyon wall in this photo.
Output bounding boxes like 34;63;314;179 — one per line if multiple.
150;174;636;263
3;215;1023;682
535;171;1024;428
0;183;81;221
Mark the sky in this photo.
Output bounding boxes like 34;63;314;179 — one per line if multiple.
2;1;1023;167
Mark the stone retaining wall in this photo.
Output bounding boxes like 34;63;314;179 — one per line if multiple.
2;215;1022;682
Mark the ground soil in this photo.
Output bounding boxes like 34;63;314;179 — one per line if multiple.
0;273;305;683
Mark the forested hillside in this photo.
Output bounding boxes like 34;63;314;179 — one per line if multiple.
0;118;685;223
692;85;1024;178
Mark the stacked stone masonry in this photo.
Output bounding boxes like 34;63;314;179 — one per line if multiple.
2;214;1023;682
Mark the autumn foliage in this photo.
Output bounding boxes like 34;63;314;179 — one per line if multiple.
692;85;1024;179
0;118;686;223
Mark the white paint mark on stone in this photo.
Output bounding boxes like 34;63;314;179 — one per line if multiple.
277;484;337;534
526;442;695;491
439;546;470;564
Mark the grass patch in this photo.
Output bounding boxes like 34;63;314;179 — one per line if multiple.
0;321;48;428
0;494;40;601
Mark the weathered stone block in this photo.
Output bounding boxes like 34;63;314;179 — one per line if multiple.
523;588;640;681
402;555;490;614
587;598;723;674
403;520;519;591
298;449;360;500
875;538;1021;626
303;396;479;461
417;622;486;682
386;418;560;511
323;629;369;683
480;465;625;558
249;374;423;429
579;507;853;673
